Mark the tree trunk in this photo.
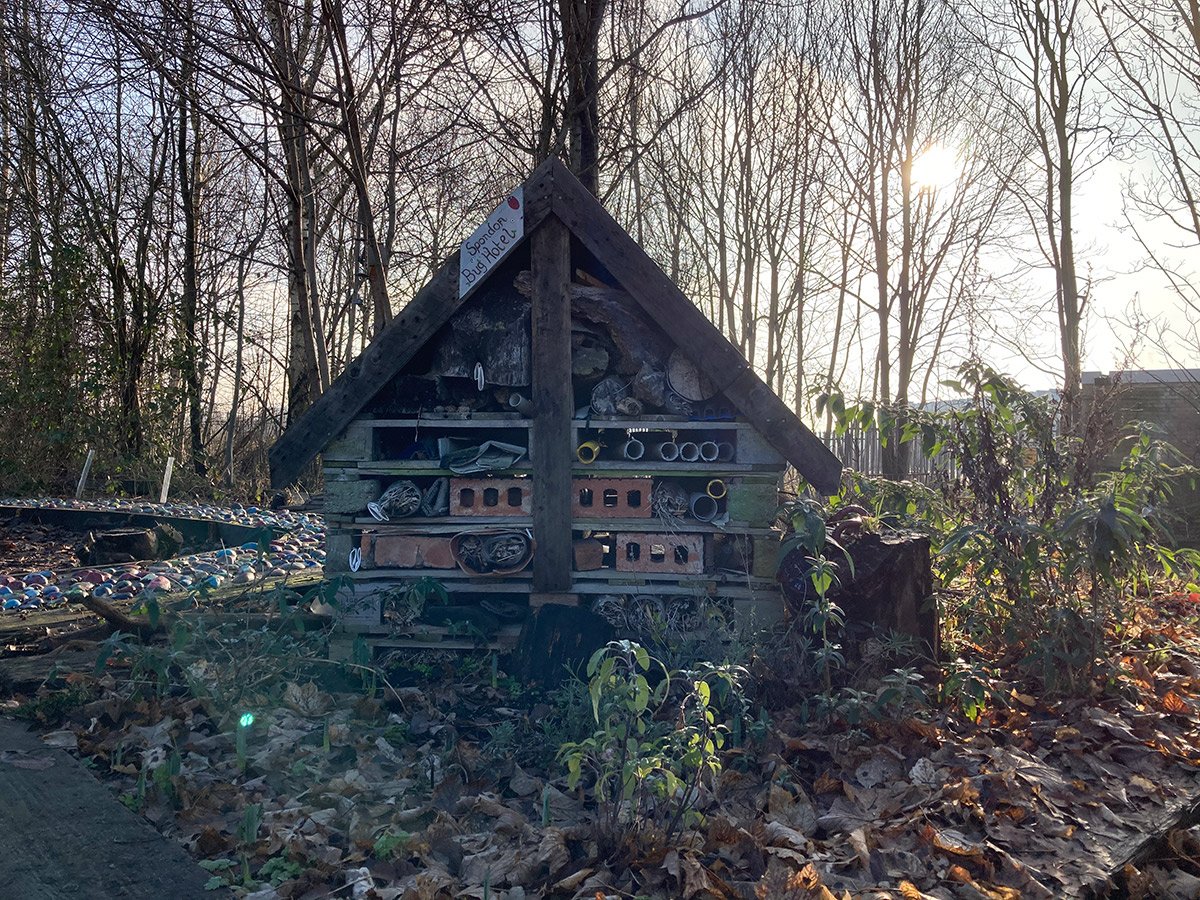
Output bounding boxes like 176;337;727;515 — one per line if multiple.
178;8;206;476
560;0;606;195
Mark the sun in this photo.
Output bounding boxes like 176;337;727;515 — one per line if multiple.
909;144;962;192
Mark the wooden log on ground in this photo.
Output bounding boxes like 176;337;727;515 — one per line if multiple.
778;531;937;658
79;528;155;565
510;604;613;688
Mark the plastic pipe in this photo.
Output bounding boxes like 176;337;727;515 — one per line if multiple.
652;442;680;462
689;492;719;522
620;438;645;460
716;441;735;462
678;441;701;462
699;441;720;462
706;479;727;499
576;440;601;464
508;393;534;415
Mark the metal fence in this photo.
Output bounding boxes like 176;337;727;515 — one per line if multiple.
819;423;957;482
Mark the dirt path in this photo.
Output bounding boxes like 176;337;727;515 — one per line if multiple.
0;716;225;899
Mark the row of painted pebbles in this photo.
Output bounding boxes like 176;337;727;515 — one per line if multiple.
0;497;315;530
0;499;325;613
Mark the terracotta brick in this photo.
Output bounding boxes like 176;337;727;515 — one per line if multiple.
372;535;455;569
614;533;704;574
571;478;652;518
420;538;457;569
449;478;533;516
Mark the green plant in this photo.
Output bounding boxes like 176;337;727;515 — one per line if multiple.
939;656;994;721
151;749;183;807
236;803;263;886
482;720;519;759
557;641;744;857
911;363;1200;693
199;858;236;892
873;667;927;715
373;829;411;860
778;498;853;700
258;854;303;886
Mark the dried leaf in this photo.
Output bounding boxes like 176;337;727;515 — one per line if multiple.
282;682;333;717
813;772;842;794
551;867;594;892
921;824;985;859
767;784;817;836
1162;691;1189;715
681;854;717;899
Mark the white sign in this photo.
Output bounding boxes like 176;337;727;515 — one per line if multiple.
459;186;524;297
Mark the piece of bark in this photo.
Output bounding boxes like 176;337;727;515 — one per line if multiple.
430;281;531;386
515;271;672;376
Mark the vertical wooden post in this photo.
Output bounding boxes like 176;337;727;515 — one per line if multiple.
75;448;96;500
159;456;175;504
530;215;574;598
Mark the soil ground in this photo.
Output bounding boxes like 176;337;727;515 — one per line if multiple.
0;517;85;572
0;716;225;898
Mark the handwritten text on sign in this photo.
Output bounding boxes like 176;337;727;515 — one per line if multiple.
459;187;524;297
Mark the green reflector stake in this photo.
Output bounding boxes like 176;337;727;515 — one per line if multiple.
239;713;254;728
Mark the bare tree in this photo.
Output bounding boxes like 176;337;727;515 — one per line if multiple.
832;0;1020;474
966;0;1110;424
1097;0;1200;314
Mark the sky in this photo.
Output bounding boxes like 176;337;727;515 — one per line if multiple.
988;156;1198;391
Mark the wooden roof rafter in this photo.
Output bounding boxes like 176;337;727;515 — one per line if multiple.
269;158;843;493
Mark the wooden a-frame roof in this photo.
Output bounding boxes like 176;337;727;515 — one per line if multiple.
269;158;843;493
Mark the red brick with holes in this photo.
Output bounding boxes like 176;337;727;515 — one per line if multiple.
614;532;704;574
449;478;533;516
571;478;653;518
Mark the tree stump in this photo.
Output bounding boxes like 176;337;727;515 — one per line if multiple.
79;528;157;565
510;604;613;688
778;532;937;659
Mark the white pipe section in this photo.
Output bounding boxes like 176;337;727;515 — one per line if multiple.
716;441;735;462
706;479;727;499
508;393;534;415
689;492;719;521
678;441;701;462
699;441;720;462
652;442;680;461
620;438;645;460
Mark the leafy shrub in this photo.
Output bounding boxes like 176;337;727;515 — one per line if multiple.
818;361;1199;697
557;641;744;857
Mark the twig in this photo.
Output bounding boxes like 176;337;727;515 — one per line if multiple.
77;595;164;639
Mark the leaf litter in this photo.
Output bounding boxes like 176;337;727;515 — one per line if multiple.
3;591;1200;898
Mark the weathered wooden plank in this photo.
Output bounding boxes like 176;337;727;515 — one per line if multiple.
323;422;374;461
530;214;575;595
722;368;843;494
269;158;558;489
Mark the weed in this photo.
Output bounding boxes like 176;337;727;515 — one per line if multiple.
258;854;303;886
482;720;519;759
13;683;94;725
557;640;745;857
373;829;410;860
